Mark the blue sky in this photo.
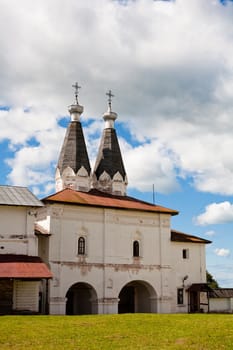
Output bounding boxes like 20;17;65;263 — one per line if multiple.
1;0;233;287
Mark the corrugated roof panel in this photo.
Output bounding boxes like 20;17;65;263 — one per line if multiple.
0;186;43;207
209;289;233;298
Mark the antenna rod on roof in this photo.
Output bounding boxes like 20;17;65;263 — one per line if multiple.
153;184;155;204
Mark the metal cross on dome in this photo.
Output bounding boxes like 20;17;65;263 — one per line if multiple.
72;82;81;104
106;89;114;110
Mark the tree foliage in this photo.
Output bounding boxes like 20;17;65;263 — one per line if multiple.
206;270;219;288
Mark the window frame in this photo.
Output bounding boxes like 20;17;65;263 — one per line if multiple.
133;240;140;257
177;288;184;305
78;236;86;255
182;248;189;259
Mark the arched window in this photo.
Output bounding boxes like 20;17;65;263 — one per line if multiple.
78;237;85;255
133;240;139;257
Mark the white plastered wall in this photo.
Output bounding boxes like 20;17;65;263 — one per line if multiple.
209;298;233;313
170;241;207;313
0;205;38;256
37;203;177;314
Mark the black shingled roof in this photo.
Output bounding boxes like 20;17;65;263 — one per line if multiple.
57;121;91;175
94;128;126;180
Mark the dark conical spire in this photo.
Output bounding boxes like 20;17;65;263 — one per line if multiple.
92;90;127;196
55;83;91;192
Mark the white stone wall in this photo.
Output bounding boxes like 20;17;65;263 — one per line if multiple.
37;204;176;314
0;205;38;256
170;241;207;312
37;203;207;315
209;298;233;313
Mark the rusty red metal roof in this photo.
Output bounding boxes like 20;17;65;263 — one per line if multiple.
171;229;211;244
42;188;178;215
0;255;52;279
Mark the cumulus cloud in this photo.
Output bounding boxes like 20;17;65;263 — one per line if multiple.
214;248;230;257
0;106;66;194
195;201;233;226
1;0;233;195
124;140;179;193
205;230;216;237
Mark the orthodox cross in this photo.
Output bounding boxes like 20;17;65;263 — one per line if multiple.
72;82;81;104
106;89;114;110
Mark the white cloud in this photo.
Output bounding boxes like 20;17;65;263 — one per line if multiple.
195;201;233;226
1;106;66;194
0;107;60;146
124;140;179;193
205;230;216;237
214;248;230;257
1;0;233;195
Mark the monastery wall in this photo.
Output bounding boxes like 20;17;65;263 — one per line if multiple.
37;203;176;314
0;205;37;256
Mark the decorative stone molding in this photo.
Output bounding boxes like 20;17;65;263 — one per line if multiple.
56;165;91;192
77;166;88;177
51;207;64;218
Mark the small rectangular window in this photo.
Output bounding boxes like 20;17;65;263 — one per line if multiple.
177;288;184;305
133;241;140;257
78;237;85;255
182;249;189;259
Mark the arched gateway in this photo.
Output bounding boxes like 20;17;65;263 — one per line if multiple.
66;282;98;315
118;280;157;313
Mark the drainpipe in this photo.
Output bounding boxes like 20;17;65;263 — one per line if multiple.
158;214;163;312
102;208;107;313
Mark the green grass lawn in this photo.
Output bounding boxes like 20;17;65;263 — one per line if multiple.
0;314;233;349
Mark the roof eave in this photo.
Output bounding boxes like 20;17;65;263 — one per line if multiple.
43;198;178;215
171;229;212;244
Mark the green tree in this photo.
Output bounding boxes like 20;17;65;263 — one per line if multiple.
206;270;219;288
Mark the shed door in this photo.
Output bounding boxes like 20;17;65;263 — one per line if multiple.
189;291;199;313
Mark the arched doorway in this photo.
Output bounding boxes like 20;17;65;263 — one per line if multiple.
66;282;98;315
118;280;157;314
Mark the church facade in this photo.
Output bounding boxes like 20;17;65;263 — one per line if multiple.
35;87;211;315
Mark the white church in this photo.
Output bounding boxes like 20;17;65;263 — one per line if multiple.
0;85;212;315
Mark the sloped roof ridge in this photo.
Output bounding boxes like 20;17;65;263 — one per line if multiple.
209;288;233;298
171;228;212;244
0;185;27;189
0;185;43;207
42;188;178;215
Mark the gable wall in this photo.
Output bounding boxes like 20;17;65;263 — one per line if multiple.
170;241;207;312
